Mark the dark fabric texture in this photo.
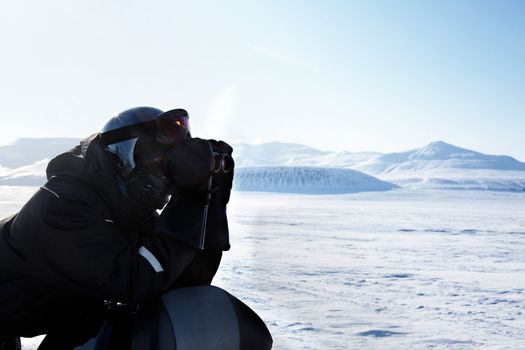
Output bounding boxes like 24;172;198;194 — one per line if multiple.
0;337;21;350
158;138;233;251
0;134;224;341
203;204;230;251
156;190;209;250
205;139;234;250
156;192;230;251
226;293;273;350
164;138;215;192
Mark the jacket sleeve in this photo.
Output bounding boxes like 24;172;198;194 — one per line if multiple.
171;250;223;287
10;188;199;305
156;190;231;251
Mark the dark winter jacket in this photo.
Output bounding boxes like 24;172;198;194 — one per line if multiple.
0;135;222;337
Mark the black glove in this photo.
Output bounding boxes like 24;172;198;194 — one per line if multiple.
157;139;234;251
156;190;209;249
202;140;234;251
157;138;214;249
164;137;214;193
156;189;230;252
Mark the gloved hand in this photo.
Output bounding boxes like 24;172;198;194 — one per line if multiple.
156;189;209;249
157;139;234;251
164;137;214;193
202;140;234;251
208;140;235;206
158;138;215;250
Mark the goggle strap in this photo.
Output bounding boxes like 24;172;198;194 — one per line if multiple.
100;121;155;146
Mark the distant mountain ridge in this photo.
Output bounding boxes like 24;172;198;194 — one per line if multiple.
356;141;525;174
0;138;80;168
234;142;328;166
351;141;525;191
0;138;524;191
0;138;398;193
234;142;381;168
2;138;523;171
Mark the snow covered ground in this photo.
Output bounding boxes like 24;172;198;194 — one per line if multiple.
1;187;524;349
218;190;525;349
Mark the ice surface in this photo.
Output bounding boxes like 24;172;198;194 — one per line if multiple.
378;168;525;192
216;189;525;349
1;187;524;350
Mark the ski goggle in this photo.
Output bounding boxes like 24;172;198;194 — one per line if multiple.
156;109;191;144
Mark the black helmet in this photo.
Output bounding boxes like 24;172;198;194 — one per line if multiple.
101;106;190;176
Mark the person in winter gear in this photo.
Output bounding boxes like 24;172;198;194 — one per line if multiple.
0;106;234;349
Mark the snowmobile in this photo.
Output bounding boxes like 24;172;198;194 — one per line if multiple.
73;285;273;350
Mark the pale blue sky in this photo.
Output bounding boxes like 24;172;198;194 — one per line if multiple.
1;0;524;159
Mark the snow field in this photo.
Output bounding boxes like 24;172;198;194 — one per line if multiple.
215;190;525;349
1;187;524;349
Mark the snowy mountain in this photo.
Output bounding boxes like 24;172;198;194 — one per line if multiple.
0;138;80;186
233;141;525;191
0;139;394;193
234;166;397;194
1;138;524;192
353;141;525;191
0;138;80;168
234;142;328;166
0;159;50;186
234;142;380;168
354;141;525;174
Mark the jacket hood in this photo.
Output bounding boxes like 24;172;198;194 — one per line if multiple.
46;133;122;216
